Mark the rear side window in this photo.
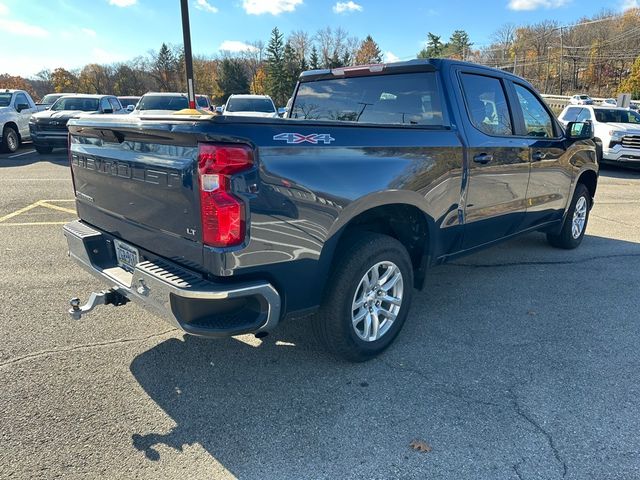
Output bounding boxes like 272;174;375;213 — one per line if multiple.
514;84;555;138
291;72;444;126
460;73;513;136
562;107;581;122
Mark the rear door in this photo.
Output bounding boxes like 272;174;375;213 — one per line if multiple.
508;81;573;229
454;68;531;249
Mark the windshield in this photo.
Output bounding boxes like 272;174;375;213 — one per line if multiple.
118;97;139;107
41;94;62;104
226;97;275;113
594;108;640;123
50;97;99;112
196;96;209;108
137;95;188;111
0;93;12;107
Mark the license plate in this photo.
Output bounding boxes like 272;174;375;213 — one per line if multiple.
114;239;140;272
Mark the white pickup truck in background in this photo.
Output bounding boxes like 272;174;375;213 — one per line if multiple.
0;89;44;153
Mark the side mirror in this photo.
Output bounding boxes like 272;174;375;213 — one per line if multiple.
215;106;224;114
16;103;29;112
126;104;135;112
102;108;114;114
566;121;593;140
277;107;287;117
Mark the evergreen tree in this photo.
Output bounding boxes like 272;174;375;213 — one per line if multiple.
355;35;382;65
446;30;472;60
283;42;301;103
417;33;444;59
216;58;249;102
266;27;288;106
309;46;320;70
153;43;179;91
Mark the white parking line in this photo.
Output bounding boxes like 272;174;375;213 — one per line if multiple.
7;150;36;158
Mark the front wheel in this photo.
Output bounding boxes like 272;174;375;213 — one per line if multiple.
1;126;19;153
547;183;591;249
313;232;414;362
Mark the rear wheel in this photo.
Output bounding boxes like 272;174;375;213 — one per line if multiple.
313;232;414;362
547;183;591;249
1;126;19;153
35;145;53;154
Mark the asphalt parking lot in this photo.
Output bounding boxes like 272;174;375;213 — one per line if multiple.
0;147;639;480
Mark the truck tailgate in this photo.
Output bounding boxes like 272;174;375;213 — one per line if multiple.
69;122;203;269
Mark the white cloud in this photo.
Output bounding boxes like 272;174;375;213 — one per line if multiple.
219;40;258;52
507;0;568;10
81;27;97;37
242;0;302;15
0;18;49;37
194;0;218;13
333;1;362;13
108;0;137;7
621;0;639;9
0;1;48;38
384;51;400;63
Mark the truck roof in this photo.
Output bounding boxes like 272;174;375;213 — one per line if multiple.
299;58;527;84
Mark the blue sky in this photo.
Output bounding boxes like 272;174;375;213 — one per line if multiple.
0;0;635;77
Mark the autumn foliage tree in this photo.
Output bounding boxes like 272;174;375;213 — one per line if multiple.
355;35;382;64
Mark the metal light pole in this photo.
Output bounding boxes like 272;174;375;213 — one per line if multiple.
180;0;196;110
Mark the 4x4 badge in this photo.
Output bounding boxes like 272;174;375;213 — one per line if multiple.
273;133;335;145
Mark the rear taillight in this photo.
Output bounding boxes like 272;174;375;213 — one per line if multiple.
197;144;253;247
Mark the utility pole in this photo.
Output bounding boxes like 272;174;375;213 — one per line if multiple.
180;0;196;110
559;26;564;95
545;46;551;94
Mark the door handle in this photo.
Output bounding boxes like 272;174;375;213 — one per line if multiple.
473;153;493;164
532;151;546;161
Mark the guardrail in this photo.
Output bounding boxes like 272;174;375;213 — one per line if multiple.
541;94;640;111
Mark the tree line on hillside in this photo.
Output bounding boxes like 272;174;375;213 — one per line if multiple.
422;8;640;98
1;27;382;107
5;8;640;105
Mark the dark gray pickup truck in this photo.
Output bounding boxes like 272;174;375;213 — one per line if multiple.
64;59;598;361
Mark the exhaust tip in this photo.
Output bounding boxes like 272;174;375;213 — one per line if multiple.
254;331;269;339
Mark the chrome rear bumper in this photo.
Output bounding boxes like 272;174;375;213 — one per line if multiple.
63;220;281;337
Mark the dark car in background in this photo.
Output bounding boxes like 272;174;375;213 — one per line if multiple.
29;94;125;154
38;93;76;109
131;92;189;116
118;96;141;112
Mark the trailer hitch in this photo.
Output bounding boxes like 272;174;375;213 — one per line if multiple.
68;288;129;320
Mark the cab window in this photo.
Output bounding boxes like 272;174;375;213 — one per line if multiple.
576;109;591;122
15;93;29;108
514;84;555;138
460;73;513;136
561;107;581;123
100;97;111;112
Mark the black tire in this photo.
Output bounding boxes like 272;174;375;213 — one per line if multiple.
312;232;414;362
547;183;591;249
35;145;53;154
1;126;19;153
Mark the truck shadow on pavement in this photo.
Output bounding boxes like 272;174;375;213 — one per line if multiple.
128;233;640;479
